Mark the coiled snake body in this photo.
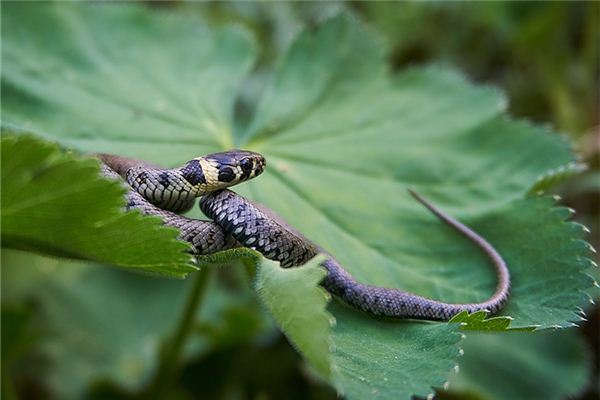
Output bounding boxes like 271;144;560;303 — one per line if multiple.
99;151;510;321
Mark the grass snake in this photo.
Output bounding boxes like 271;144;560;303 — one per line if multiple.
99;150;510;321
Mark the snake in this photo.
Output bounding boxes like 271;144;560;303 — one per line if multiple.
98;150;510;321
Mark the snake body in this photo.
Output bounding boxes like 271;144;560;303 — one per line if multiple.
99;151;510;321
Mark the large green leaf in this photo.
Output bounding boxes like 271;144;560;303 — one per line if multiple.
237;16;593;330
2;3;594;399
2;2;255;162
0;132;194;276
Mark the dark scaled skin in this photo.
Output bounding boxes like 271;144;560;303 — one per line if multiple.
100;153;510;321
200;189;510;321
100;164;238;254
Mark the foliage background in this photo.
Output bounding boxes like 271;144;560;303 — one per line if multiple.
2;2;598;400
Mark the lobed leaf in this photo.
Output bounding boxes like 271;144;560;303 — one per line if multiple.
1;2;255;163
1;132;194;276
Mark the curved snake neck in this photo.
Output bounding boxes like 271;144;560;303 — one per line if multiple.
99;152;510;321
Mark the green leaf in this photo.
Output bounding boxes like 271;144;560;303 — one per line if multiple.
449;311;535;332
2;2;255;162
0;132;194;276
330;303;461;399
255;255;334;379
196;247;262;266
468;196;593;328
2;4;594;399
444;329;592;400
237;15;593;330
527;160;588;195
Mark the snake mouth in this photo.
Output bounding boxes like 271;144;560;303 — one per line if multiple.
231;150;266;181
254;155;266;175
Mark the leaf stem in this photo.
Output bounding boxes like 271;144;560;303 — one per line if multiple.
148;267;212;399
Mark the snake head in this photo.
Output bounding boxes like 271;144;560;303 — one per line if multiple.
199;149;266;188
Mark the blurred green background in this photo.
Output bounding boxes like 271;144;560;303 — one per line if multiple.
2;2;598;399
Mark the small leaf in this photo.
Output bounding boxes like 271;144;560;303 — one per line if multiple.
449;311;535;332
528;161;588;195
196;247;262;267
254;255;334;378
1;132;194;276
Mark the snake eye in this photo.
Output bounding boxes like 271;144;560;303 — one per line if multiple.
240;158;253;174
218;167;236;183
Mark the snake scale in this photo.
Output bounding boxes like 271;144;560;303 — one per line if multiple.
99;150;510;321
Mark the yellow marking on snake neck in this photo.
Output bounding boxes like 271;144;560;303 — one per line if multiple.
198;158;220;187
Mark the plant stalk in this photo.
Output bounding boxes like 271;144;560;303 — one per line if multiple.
148;266;212;399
